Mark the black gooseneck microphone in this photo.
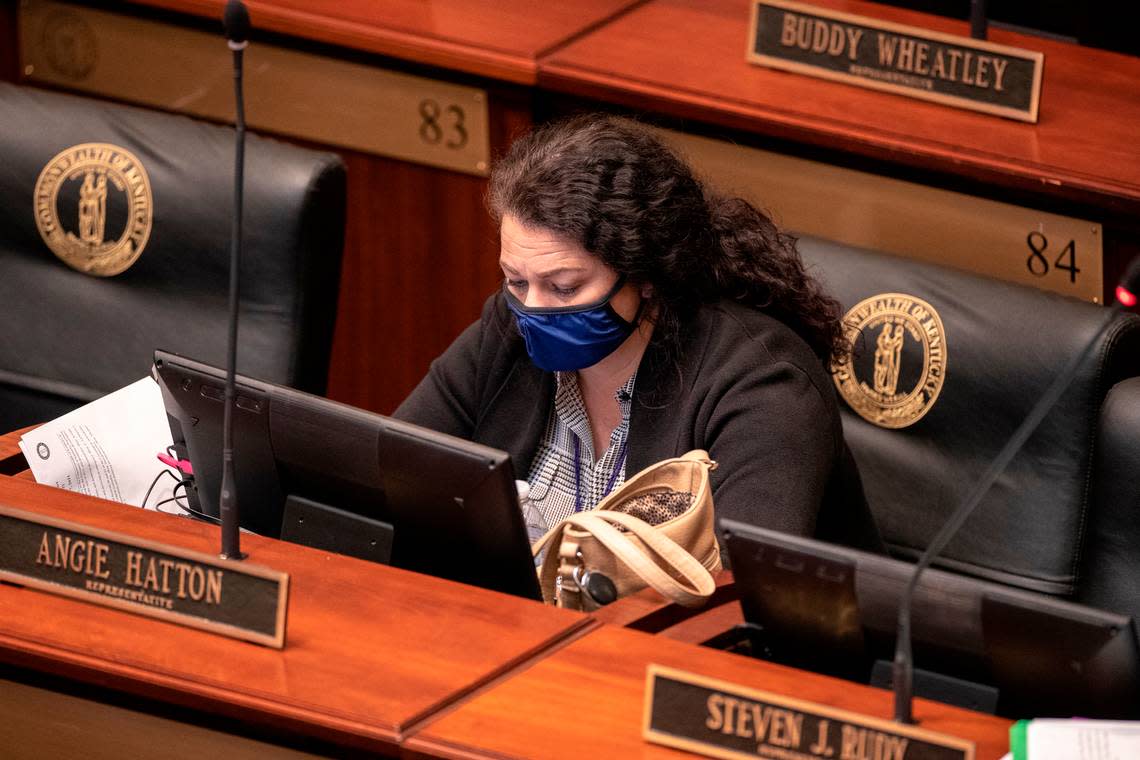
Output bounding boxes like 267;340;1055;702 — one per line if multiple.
892;261;1140;724
219;0;250;561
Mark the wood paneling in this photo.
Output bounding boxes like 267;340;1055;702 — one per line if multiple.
0;673;329;759
540;0;1140;219
0;0;17;82
404;625;1014;760
322;87;533;414
124;0;643;84
0;477;591;754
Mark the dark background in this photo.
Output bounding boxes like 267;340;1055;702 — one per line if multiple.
883;1;1137;56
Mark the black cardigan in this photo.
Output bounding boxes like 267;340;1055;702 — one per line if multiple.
394;292;882;551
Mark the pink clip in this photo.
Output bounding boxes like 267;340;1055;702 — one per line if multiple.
158;452;194;476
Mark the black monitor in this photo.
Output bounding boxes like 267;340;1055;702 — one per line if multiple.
721;520;1140;719
153;349;540;601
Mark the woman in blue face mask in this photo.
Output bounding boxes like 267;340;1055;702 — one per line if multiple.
395;115;882;554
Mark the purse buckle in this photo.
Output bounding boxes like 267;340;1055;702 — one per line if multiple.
571;550;617;607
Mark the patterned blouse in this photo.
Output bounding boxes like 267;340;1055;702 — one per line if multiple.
523;370;637;534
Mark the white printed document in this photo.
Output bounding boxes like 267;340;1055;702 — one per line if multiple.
1021;719;1140;760
19;377;179;511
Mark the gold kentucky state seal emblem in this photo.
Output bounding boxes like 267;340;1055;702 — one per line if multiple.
33;143;153;276
833;293;947;429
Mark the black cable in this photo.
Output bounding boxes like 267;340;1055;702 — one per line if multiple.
153;495;187;512
155;481;223;525
140;468;181;509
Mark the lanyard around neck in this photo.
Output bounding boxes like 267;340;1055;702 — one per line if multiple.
572;433;629;513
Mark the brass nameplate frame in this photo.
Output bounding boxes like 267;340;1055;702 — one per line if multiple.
20;0;490;176
747;0;1043;123
643;665;974;760
0;505;288;648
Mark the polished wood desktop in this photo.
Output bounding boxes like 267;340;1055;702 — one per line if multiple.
0;430;1014;758
542;0;1140;214
125;0;641;84
540;0;1140;301
404;625;1011;760
0;474;592;755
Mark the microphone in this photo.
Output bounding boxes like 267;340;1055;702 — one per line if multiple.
891;260;1139;724
223;0;250;45
219;0;250;561
969;0;987;40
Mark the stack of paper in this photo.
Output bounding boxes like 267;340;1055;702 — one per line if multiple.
19;377;180;512
1009;719;1140;760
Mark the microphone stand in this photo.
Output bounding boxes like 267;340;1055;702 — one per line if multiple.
892;300;1126;723
220;1;250;561
970;0;988;40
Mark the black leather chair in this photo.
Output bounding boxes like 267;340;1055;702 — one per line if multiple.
0;83;346;432
1084;377;1140;623
798;236;1140;622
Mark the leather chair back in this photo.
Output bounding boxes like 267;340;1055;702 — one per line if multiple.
798;236;1140;598
0;83;346;431
1082;378;1140;623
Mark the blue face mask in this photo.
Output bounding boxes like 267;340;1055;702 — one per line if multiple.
505;277;641;372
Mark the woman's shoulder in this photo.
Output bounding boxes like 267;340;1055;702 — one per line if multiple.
683;300;839;407
696;300;827;368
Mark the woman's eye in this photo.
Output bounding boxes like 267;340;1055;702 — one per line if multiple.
551;284;579;297
506;278;527;290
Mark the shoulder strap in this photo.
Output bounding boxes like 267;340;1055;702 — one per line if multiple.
565;511;715;607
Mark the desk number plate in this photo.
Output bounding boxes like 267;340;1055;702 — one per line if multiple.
644;664;974;760
0;505;288;648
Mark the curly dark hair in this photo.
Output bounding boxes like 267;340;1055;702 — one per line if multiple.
488;115;848;366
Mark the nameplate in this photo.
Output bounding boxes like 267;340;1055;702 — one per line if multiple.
0;505;288;648
643;665;974;760
747;0;1043;123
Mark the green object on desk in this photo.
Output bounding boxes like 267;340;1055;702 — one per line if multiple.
1010;719;1030;760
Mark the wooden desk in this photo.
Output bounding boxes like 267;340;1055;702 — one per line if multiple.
404;625;1013;759
541;0;1140;213
0;476;592;755
539;0;1140;300
0;455;1013;758
125;0;641;85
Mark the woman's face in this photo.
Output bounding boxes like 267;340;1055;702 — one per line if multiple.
498;214;641;320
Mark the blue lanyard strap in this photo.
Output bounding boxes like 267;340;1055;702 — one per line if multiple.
572;433;629;513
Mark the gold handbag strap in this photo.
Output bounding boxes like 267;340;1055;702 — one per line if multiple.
563;511;716;608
